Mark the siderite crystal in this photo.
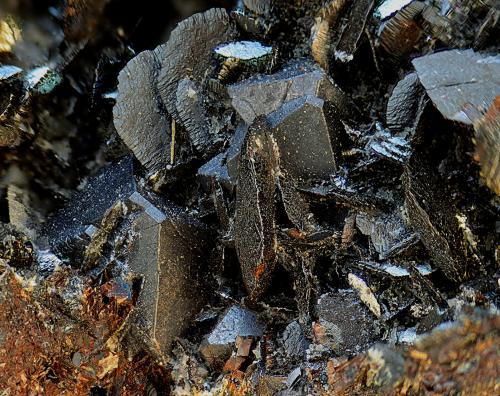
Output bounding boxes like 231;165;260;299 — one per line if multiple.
127;202;212;354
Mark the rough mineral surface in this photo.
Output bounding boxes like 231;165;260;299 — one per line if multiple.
234;117;279;301
114;51;170;171
156;8;238;119
315;291;380;356
42;158;137;258
0;265;167;395
386;72;426;133
175;77;210;152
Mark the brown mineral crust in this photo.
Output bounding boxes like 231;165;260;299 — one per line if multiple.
396;314;500;395
319;313;500;395
0;267;167;395
223;356;247;372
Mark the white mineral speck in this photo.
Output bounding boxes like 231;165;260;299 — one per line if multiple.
215;41;272;60
376;0;413;20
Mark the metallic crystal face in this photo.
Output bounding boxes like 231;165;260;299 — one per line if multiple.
228;59;354;125
267;95;338;179
412;49;500;124
128;206;212;354
214;40;272;60
113;50;170;171
316;291;381;355
207;305;264;345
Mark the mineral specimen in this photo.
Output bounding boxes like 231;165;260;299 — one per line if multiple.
315;291;380;355
412;49;500;124
127;202;212;354
42;158;137;259
114;51;170;171
234;117;279;301
228;59;354;125
1;1;499;394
